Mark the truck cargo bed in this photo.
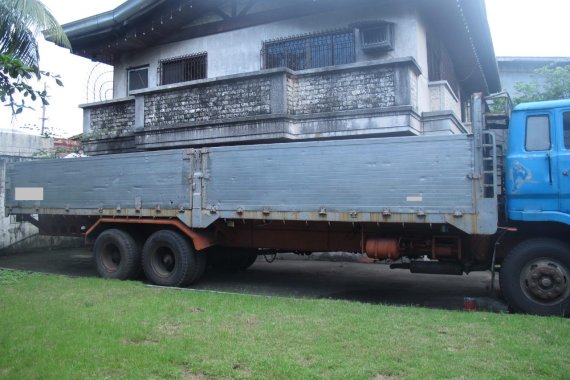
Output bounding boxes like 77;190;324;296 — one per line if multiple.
5;134;497;234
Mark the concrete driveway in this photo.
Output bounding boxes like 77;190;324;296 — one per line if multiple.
0;246;508;312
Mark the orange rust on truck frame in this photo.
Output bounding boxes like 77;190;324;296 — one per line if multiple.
85;218;216;250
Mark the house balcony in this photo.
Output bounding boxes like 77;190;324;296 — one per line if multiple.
81;58;431;155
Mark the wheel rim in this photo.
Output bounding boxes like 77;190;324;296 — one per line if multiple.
150;247;176;277
520;258;570;306
101;243;121;272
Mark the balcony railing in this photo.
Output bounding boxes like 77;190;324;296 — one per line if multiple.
81;58;422;155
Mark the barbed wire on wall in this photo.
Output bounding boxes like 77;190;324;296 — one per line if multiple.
85;63;114;103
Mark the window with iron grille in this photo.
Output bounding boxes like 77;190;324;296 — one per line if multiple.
128;66;148;93
427;35;459;97
159;52;207;85
262;30;355;71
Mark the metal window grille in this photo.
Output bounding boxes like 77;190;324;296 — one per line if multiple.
262;30;355;71
158;52;207;85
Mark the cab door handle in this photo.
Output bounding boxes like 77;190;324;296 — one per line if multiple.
563;170;570;176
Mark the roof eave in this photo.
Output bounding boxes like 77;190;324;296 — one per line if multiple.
52;0;169;44
459;0;501;93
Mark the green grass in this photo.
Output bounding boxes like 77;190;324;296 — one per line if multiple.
0;270;569;380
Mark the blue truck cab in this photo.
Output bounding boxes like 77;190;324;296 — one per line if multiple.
500;99;570;316
507;99;570;224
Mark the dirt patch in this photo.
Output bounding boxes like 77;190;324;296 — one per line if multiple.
180;368;212;380
156;320;186;337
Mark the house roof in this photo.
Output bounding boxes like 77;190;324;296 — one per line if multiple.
416;0;500;94
497;56;570;70
54;0;500;94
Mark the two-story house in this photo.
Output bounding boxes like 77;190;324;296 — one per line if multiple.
56;0;501;155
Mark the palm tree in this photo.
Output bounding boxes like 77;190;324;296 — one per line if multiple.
0;0;70;66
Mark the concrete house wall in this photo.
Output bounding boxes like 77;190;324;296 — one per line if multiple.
112;3;427;100
0;133;84;253
110;3;460;121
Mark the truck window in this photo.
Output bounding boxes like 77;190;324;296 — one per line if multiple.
564;112;570;149
525;115;550;151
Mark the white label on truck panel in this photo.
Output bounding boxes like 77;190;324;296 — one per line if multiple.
406;195;423;202
15;187;44;201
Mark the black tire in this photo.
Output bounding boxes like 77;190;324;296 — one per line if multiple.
128;230;148;280
209;248;258;273
93;229;141;280
500;238;570;317
142;230;205;287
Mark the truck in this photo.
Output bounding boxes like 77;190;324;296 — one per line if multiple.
4;94;570;317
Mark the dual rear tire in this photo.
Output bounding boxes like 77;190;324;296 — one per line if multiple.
141;230;206;287
93;229;141;280
93;229;205;287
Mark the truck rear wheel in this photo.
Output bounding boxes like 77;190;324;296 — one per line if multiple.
142;230;206;287
500;238;570;317
93;229;141;280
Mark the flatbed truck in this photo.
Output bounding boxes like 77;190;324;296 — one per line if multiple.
4;94;570;316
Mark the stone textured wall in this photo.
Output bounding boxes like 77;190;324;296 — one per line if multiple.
144;78;272;127
89;100;135;138
287;77;298;114
290;67;395;115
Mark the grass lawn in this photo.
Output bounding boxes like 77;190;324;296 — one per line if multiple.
0;269;568;380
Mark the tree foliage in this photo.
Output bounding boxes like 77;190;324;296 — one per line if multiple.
0;53;62;114
0;0;70;66
513;65;570;105
0;0;70;114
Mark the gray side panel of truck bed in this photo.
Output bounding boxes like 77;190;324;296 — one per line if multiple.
205;135;474;213
5;134;496;234
5;150;191;213
196;134;494;234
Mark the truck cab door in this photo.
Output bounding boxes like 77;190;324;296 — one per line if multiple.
556;110;570;212
507;112;559;215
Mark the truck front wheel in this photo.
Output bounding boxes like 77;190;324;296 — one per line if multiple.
142;230;206;287
93;229;141;280
500;238;570;317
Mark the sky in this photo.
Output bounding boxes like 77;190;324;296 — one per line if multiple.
1;0;570;137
